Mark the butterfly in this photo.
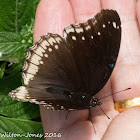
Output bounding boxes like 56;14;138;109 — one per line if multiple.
9;9;121;111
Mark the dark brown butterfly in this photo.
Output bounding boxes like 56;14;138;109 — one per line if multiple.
9;9;121;111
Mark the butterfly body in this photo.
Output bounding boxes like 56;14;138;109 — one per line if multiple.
9;9;121;111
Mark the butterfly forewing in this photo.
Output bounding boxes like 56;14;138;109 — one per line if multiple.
23;34;79;89
9;9;121;110
63;9;121;95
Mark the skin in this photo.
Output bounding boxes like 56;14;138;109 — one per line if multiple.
33;0;140;140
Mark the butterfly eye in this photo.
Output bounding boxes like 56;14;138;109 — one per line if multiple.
90;97;99;107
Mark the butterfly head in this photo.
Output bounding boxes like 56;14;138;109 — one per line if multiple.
90;97;102;107
70;92;102;109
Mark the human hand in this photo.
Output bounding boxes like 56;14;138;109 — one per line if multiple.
34;0;140;139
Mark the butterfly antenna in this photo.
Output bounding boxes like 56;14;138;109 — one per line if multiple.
66;111;71;120
98;105;110;119
99;88;131;101
91;122;96;134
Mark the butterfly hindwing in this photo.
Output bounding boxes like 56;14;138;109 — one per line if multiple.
9;86;91;110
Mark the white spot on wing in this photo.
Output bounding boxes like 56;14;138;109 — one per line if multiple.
98;32;101;35
55;37;62;43
27;63;39;70
65;26;74;34
41;40;49;49
72;36;76;40
35;101;42;104
103;24;106;28
34;46;45;57
75;27;84;33
44;54;48;57
28;53;41;65
25;67;38;75
30;58;40;65
40;101;46;104
40;61;43;64
61;106;64;109
9;86;29;101
85;25;91;30
63;31;67;39
91;18;97;25
51;106;55;110
55;45;59;49
30;99;37;103
23;72;34;85
29;53;41;61
82;36;85;40
48;48;52;52
113;22;117;29
48;37;56;46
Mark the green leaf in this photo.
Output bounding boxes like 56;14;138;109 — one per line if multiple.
0;18;35;63
0;116;44;140
0;73;40;119
0;32;27;63
5;63;23;75
0;72;22;95
0;95;40;120
0;0;42;134
20;18;34;45
0;62;6;78
0;0;39;33
0;0;38;63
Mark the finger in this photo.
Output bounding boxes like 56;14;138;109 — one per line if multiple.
69;0;101;22
40;105;89;132
69;0;117;135
101;0;136;17
137;0;140;28
91;81;118;138
34;0;89;134
102;108;140;140
101;0;140;101
34;0;74;42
